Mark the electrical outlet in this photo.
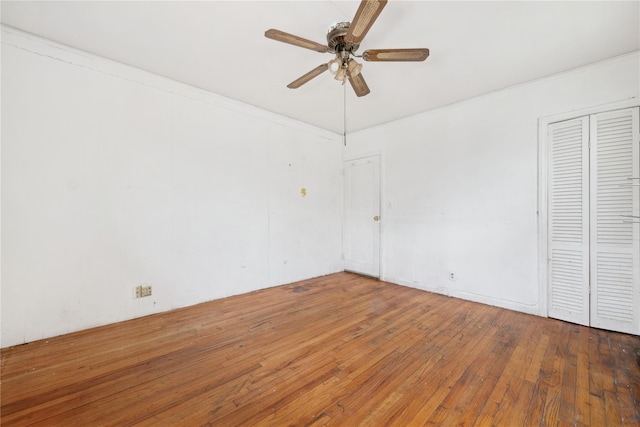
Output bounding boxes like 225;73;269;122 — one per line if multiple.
135;285;152;298
449;272;456;281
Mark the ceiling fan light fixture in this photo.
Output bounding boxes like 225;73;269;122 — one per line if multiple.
334;67;347;83
348;59;362;77
328;58;341;74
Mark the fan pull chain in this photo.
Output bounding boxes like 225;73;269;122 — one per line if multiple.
343;82;347;146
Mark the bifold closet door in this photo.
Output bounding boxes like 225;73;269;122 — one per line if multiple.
548;116;591;326
590;108;640;335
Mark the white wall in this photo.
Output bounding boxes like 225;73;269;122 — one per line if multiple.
344;52;639;315
3;26;638;349
1;27;343;347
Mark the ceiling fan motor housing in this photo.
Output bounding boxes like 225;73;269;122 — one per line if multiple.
327;22;359;55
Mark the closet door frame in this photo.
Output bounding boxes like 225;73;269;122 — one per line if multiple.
537;99;638;319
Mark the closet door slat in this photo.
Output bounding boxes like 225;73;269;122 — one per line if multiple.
548;117;590;326
590;107;640;335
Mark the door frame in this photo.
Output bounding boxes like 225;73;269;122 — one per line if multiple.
343;152;384;278
537;98;639;318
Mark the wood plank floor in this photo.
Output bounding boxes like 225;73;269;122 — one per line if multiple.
2;272;639;426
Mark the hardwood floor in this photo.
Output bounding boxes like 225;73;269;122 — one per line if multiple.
2;272;639;426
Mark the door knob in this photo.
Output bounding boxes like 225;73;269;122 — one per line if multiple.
373;215;380;221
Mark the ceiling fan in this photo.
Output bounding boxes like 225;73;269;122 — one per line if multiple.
265;0;429;97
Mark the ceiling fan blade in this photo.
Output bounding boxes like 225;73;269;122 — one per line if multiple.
348;71;370;97
345;0;388;44
265;29;329;53
287;64;330;89
363;48;430;62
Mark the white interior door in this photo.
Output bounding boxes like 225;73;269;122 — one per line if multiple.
344;156;381;277
590;108;640;335
547;116;591;326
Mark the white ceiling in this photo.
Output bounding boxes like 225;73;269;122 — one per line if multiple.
2;1;639;134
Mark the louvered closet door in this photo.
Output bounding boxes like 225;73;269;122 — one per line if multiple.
590;108;640;335
548;117;590;326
